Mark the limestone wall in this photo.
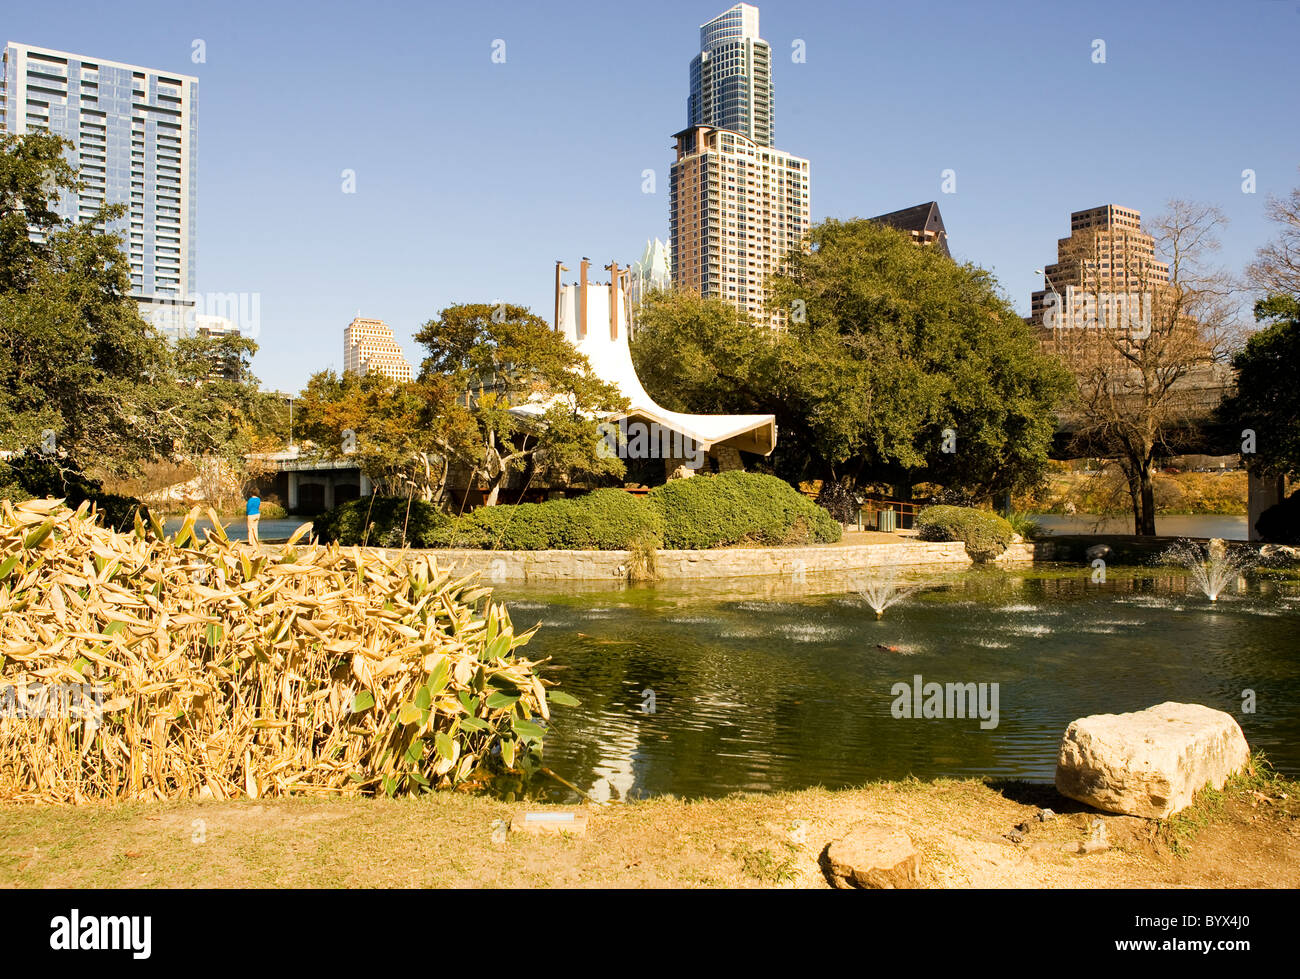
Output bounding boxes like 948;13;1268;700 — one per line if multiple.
365;539;1055;583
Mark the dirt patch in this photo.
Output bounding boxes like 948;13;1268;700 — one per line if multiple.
1;774;1295;889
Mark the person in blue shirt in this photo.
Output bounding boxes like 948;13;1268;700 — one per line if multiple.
246;495;261;545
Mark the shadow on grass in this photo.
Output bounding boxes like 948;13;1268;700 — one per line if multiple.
984;778;1094;814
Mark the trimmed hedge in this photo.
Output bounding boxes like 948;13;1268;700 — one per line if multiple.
648;471;841;549
313;472;841;551
313;497;451;548
427;489;664;550
1256;490;1300;545
916;505;1015;562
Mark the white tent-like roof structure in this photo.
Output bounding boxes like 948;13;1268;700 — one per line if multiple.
509;259;776;458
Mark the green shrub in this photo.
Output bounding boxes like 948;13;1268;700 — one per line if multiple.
815;479;859;524
313;496;452;548
259;500;288;520
1004;511;1042;540
428;489;665;550
647;471;841;549
313;475;842;551
916;505;1015;562
1256;491;1300;545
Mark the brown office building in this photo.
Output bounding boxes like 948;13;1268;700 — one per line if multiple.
1029;204;1169;335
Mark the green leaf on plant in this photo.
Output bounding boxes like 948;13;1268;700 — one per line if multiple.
511;718;545;744
485;691;518;711
435;731;454;761
352;690;375;713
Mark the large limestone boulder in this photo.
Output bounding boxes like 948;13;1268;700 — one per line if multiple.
825;824;920;888
1055;702;1250;819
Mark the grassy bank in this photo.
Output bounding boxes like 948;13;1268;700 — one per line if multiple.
3;763;1294;888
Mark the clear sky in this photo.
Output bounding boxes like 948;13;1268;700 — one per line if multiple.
13;0;1300;392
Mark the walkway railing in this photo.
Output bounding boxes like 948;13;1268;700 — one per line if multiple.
855;495;922;532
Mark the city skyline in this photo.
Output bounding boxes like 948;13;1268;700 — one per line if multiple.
3;0;1297;392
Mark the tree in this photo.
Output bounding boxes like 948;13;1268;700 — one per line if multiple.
0;133;286;505
1057;201;1240;535
632;220;1070;501
630;289;778;417
1247;168;1300;299
0;131;78;293
1216;294;1300;477
294;370;469;503
169;331;288;508
414;304;627;505
0;133;174;476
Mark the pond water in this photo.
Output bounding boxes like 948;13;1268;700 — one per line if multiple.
1032;513;1248;540
160;516;309;542
496;567;1300;803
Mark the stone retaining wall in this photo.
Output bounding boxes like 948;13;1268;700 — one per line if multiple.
365;539;1054;583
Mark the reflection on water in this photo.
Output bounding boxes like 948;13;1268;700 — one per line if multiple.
495;567;1300;803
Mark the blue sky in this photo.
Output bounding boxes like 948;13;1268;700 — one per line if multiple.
14;0;1300;392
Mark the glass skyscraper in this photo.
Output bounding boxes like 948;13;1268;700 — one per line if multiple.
1;42;197;333
687;3;773;148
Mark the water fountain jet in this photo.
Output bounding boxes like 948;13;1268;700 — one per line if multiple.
857;562;929;618
1161;538;1257;602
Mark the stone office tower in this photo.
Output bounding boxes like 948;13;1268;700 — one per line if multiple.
1029;204;1170;333
344;317;413;383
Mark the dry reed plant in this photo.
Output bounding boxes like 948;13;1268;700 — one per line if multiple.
0;498;574;804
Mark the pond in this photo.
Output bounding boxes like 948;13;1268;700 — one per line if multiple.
160;516;308;542
1032;513;1248;540
496;567;1300;803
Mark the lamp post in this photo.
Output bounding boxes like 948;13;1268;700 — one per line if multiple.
1035;268;1064;334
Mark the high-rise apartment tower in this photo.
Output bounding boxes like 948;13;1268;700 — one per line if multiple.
1;42;198;334
687;3;773;148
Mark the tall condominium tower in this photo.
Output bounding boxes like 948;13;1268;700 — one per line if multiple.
344;317;413;383
1;42;198;334
688;3;773;148
672;5;810;328
670;125;809;326
1029;204;1170;332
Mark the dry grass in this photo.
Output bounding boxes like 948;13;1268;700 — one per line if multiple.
0;499;561;804
2;775;1295;888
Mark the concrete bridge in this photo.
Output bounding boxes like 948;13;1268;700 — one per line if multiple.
248;449;369;515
